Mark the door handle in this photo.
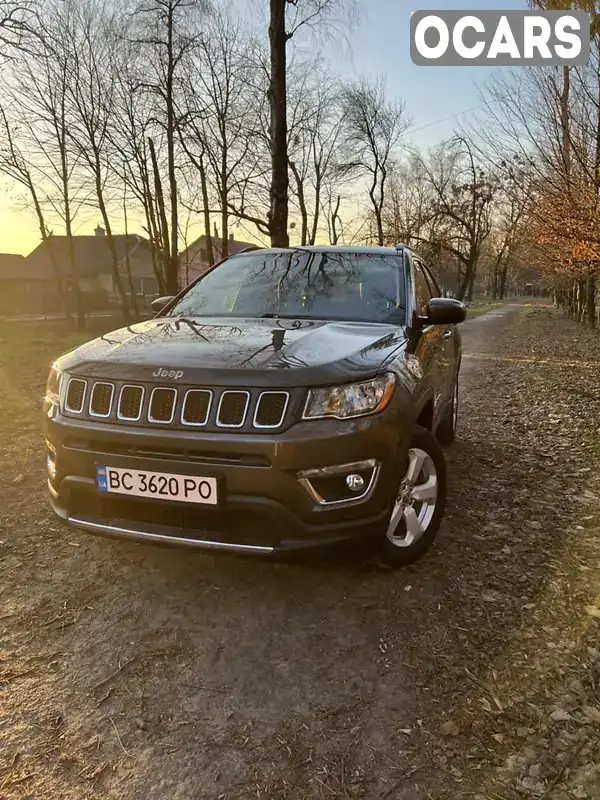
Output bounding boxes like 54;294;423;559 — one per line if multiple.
442;330;453;340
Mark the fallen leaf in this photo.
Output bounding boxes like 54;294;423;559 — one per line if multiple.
571;786;589;798
492;733;505;744
582;705;600;725
482;591;503;603
585;606;600;619
551;708;571;722
440;721;460;737
13;474;24;485
517;727;534;737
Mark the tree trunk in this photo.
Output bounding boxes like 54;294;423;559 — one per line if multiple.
467;268;476;302
96;167;130;323
220;146;229;258
142;195;166;296
561;65;571;180
499;262;509;300
330;195;341;245
148;137;172;292
268;0;289;247
457;258;474;301
139;162;166;295
586;272;596;330
289;160;308;245
221;192;229;260
123;191;139;317
198;152;214;267
310;162;322;245
61;152;85;330
165;2;179;295
28;180;71;323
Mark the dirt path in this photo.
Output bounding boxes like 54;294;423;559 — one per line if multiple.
1;304;600;800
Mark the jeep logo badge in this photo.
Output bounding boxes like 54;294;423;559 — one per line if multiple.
153;368;184;380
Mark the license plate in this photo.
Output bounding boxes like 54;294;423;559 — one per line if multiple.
96;466;218;505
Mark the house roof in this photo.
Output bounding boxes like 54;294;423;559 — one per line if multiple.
180;234;257;262
26;234;151;279
0;253;38;280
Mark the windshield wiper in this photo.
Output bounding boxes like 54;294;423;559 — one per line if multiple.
259;312;325;320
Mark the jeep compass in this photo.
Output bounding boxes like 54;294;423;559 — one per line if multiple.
44;245;465;566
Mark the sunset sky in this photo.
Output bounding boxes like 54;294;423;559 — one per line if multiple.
0;0;523;256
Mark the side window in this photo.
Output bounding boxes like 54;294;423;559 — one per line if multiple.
413;259;433;316
422;263;441;297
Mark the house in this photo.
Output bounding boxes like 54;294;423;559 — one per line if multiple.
23;226;160;314
180;232;257;285
0;253;50;316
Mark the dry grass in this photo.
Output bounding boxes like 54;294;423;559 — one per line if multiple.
0;308;599;799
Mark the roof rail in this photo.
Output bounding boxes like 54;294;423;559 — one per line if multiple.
395;242;410;251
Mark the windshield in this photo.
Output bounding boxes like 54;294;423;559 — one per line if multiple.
168;250;406;324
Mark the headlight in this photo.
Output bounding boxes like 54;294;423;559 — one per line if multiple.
45;364;62;406
303;373;395;420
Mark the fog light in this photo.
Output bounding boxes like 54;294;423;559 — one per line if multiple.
298;459;379;506
346;473;365;492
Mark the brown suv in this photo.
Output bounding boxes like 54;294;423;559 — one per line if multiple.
43;245;465;566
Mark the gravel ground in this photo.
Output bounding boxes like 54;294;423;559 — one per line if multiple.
1;303;599;800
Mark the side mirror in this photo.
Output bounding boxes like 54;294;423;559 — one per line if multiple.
151;295;175;314
427;297;466;325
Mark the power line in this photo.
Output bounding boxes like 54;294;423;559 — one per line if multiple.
409;103;489;135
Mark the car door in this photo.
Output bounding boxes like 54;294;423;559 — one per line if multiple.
419;260;455;419
411;257;449;428
406;253;440;421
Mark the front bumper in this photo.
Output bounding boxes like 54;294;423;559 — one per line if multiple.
44;407;409;558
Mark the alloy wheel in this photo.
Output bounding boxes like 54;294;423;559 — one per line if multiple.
386;447;438;548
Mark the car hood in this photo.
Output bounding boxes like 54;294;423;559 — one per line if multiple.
58;316;408;387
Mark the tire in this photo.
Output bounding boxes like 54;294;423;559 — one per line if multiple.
378;425;447;568
436;378;459;447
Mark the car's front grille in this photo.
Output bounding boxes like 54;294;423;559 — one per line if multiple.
149;387;177;423
254;392;289;428
61;378;292;432
216;391;250;428
89;382;114;417
118;386;144;421
65;378;86;413
182;390;212;426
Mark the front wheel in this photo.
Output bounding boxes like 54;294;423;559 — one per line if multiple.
378;426;447;568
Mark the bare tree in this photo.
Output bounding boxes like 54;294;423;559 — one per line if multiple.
267;0;354;247
130;0;209;293
0;0;36;57
181;9;258;258
417;136;495;300
0;101;71;319
287;66;345;244
338;77;411;246
108;46;167;295
8;1;92;328
67;0;131;322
